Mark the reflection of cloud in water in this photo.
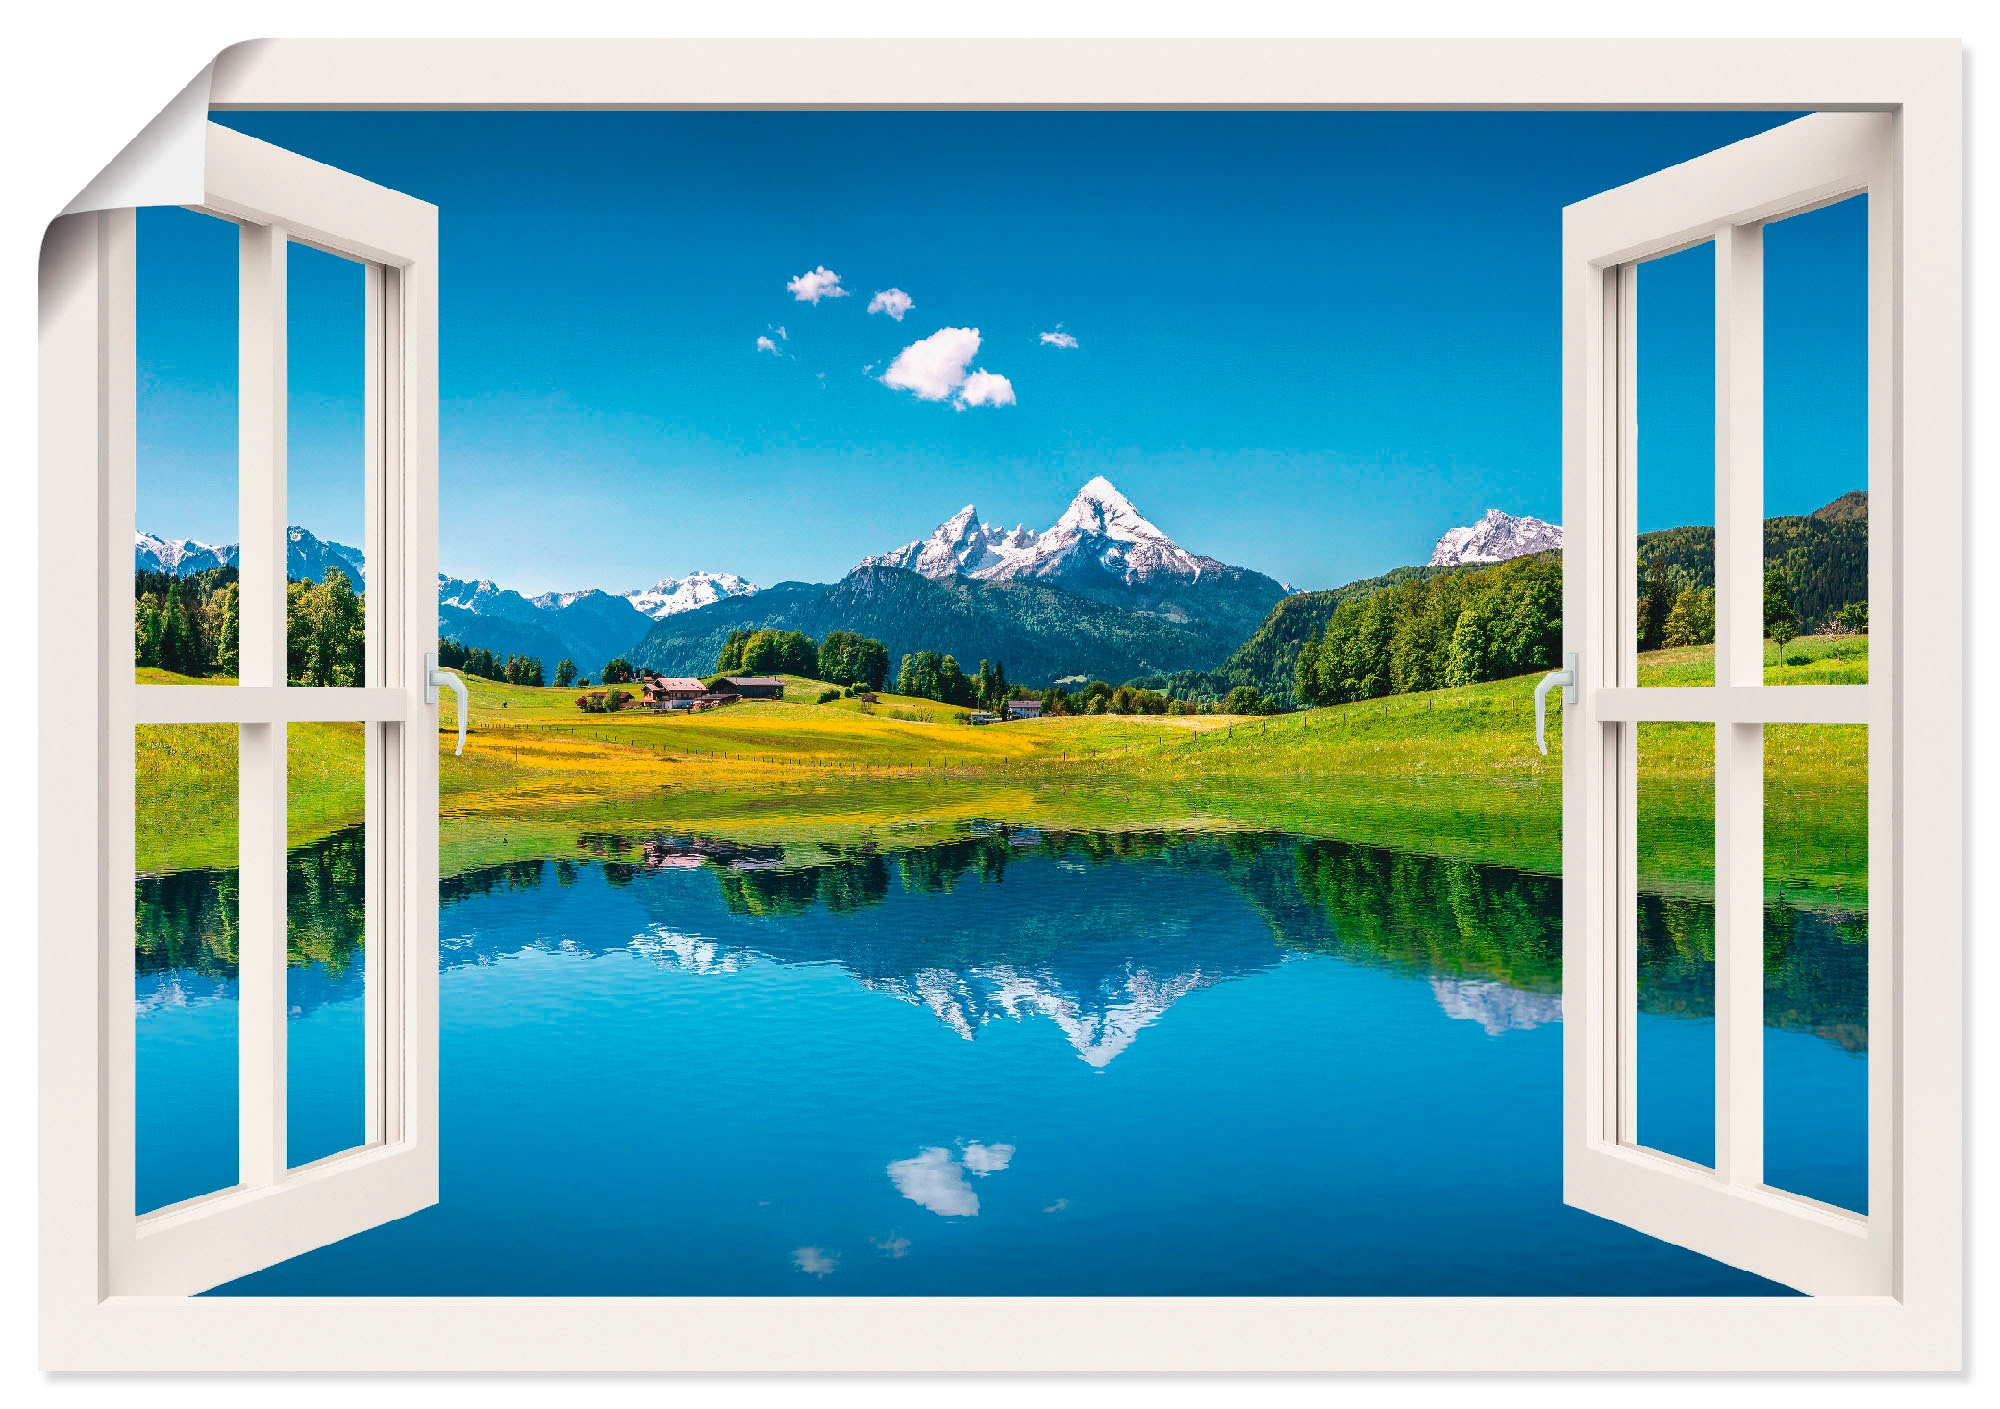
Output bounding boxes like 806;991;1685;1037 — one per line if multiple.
959;1141;1014;1174
1429;978;1563;1035
888;1148;978;1216
888;1141;1015;1217
792;1246;838;1276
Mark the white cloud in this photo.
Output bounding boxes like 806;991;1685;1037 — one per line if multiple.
880;326;1015;409
786;266;849;303
957;370;1016;409
1040;327;1079;349
868;287;914;321
887;1147;979;1216
774;325;788;340
755;335;781;355
792;1246;838;1276
882;326;980;401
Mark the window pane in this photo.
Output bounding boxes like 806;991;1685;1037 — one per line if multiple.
136;206;239;685
1763;723;1868;1212
135;723;239;1212
287;723;371;1167
1633;720;1715;1166
1634;243;1717;687
1763;196;1869;683
286;242;369;687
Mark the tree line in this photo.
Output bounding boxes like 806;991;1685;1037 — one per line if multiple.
712;628;890;689
1294;555;1563;706
894;652;1023;713
137;564;368;687
437;637;546;687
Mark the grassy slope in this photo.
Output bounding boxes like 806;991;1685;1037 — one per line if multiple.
137;646;1869;911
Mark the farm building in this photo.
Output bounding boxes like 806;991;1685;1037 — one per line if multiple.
1006;698;1043;719
720;676;785;699
642;676;708;706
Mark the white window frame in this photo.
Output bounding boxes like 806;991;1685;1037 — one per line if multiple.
37;38;1962;1371
43;123;441;1302
1560;112;1898;1298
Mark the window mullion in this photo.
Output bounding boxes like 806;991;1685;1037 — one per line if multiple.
236;220;289;1189
1713;220;1766;1189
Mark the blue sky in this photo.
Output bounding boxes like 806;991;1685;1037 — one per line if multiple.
135;111;1867;596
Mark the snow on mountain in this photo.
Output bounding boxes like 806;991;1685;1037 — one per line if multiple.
135;531;235;576
850;475;1289;647
137;526;365;583
623;571;760;621
1428;509;1563;567
859;476;1219;590
438;574;530;617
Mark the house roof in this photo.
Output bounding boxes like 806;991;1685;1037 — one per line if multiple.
722;676;785;687
650;677;706;691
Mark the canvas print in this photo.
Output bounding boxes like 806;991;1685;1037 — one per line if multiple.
130;111;1869;1295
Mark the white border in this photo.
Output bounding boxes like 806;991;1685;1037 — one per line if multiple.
36;37;1963;1372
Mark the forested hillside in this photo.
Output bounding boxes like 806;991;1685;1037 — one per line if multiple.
632;564;1231;685
1207;491;1866;706
1637;492;1867;634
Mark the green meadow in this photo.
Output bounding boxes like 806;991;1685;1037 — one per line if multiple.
136;636;1869;913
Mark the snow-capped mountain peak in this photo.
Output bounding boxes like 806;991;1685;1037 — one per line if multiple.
854;476;1214;590
623;570;760;621
1428;508;1563;567
135;530;235;576
1051;474;1168;545
136;525;363;583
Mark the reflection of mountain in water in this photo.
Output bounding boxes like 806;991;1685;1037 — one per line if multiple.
136;824;1868;1059
548;828;1297;1066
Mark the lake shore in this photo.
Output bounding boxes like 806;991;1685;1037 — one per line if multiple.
135;635;1869;913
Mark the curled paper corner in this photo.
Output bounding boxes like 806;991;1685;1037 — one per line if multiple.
60;60;215;217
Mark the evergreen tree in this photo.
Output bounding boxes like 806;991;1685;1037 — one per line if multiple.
1764;567;1799;650
1637;559;1674;652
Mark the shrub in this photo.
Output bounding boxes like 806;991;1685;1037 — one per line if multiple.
817;688;841;704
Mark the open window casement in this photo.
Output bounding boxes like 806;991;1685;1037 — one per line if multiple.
1560;113;1897;1296
42;121;440;1299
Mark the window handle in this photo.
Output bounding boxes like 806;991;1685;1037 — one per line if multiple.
1534;652;1578;756
424;652;469;756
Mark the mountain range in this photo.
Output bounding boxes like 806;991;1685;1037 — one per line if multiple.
137;488;1583;687
857;475;1290;648
136;526;368;585
631;478;1294;682
137;526;760;677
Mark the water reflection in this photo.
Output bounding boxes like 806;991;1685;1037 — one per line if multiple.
137;823;1869;1062
136;829;368;1018
175;822;1866;1297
